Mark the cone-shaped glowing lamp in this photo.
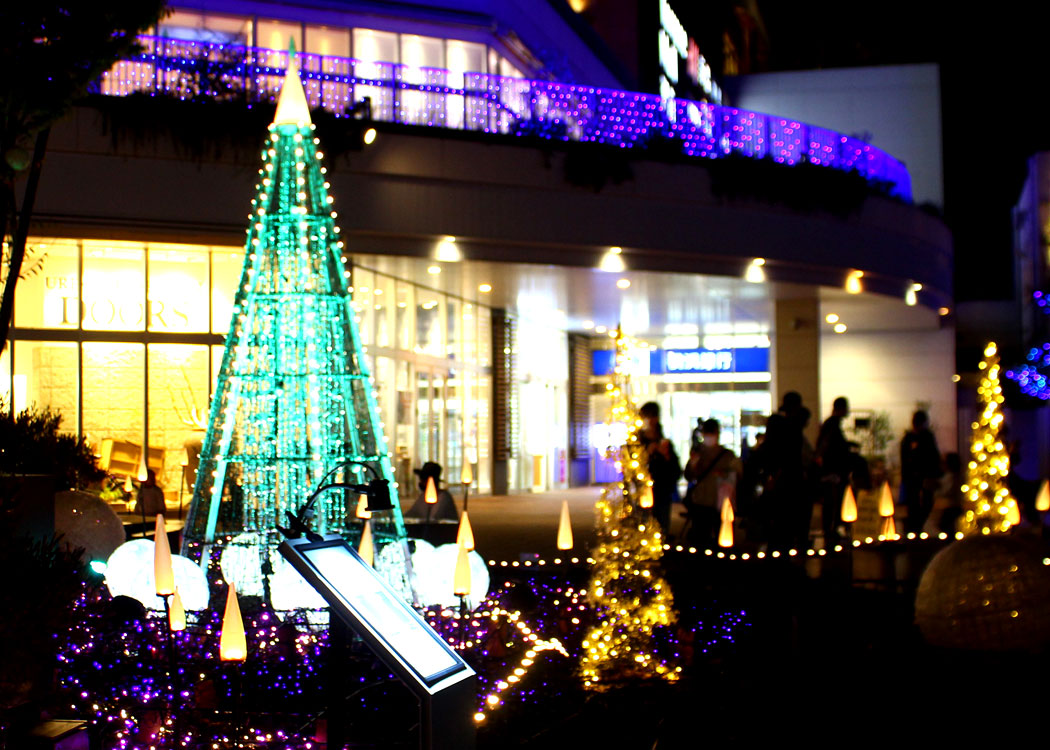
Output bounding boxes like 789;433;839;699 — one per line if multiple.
355;493;371;519
358;520;374;566
453;544;472;597
841;485;858;523
124;474;133;493
718;514;734;547
1036;479;1050;512
457;511;475;551
880;515;896;538
718;497;734;547
154;514;174;596
557;499;573;550
639;484;654;509
219;583;247;661
878;482;895;517
425;476;438;504
137;454;148;482
169;588;186;632
1006;499;1021;527
461;461;473;486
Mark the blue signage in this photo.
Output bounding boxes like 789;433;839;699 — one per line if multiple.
591;347;769;376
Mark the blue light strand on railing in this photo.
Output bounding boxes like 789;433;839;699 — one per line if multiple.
1005;291;1050;399
99;35;912;201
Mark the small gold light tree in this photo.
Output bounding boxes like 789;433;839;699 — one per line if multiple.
961;342;1019;535
580;328;680;689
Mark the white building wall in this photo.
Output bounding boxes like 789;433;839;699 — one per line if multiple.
820;326;956;470
724;64;943;208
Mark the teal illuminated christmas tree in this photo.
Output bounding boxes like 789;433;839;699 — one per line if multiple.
182;48;413;599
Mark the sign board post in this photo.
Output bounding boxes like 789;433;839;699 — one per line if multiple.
279;534;476;750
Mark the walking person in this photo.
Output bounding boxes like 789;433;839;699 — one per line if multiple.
637;401;681;534
900;410;942;534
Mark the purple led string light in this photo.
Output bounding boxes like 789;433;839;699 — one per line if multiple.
97;35;912;201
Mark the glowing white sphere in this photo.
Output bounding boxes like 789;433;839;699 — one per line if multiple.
219;532;268;597
411;541;489;609
105;539;209;610
268;554;328;612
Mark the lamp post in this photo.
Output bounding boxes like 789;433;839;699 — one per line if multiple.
453;544;472;649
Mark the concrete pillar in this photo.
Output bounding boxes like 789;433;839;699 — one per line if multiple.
772;296;821;443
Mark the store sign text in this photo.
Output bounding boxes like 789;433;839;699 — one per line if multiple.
45;275;196;330
665;349;732;373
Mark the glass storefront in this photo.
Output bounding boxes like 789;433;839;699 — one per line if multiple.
6;238;493;502
351;264;493;496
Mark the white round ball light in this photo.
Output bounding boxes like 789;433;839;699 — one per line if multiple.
104;539;209;611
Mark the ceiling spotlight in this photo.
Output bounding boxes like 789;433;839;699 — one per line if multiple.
363;127;377;145
845;270;864;294
582;320;594;329
825;313;839;324
905;282;922;306
435;236;461;262
833;323;847;333
478;283;492;293
745;258;766;283
427;265;441;275
595;325;607;334
599;247;626;272
616;278;631;289
938;306;950;316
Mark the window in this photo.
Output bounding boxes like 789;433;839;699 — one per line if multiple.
13;238;79;329
82;241;145;332
148;244;209;333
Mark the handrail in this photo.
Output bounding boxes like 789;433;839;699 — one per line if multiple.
98;35;912;201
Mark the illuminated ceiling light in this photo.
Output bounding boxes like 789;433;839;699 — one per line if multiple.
594;325;607;334
938;306;950;316
616;278;631;289
363;127;377;145
952;374;961;383
599;246;626;272
825;313;839;324
582;320;594;330
744;258;766;283
427;265;441;275
435;236;461;262
833;323;847;333
478;283;492;293
905;282;922;306
845;270;864;294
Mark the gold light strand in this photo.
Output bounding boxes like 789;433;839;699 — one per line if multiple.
580;327;680;689
961;342;1019;535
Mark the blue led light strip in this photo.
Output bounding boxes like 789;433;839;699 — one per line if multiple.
100;35;912;201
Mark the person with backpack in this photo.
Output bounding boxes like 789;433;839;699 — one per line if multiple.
684;419;740;544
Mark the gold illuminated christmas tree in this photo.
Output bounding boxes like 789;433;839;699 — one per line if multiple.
580;328;680;689
961;342;1020;534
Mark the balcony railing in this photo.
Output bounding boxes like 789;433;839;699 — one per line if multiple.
100;36;912;201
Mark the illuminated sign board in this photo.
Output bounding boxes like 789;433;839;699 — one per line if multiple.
280;535;476;749
592;348;769;376
657;0;721;104
281;536;472;691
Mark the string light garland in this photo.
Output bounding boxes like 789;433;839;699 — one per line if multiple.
99;35;912;200
961;342;1020;535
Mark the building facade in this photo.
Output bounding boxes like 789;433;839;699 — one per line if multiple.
4;0;953;501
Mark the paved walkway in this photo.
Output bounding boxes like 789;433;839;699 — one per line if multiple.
399;486;689;563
